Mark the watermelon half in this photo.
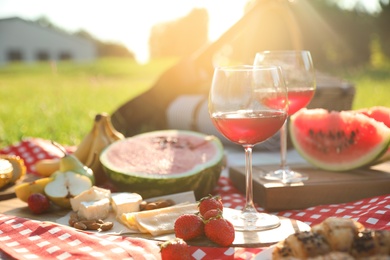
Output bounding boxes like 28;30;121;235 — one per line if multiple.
100;130;225;199
290;108;390;171
357;106;390;164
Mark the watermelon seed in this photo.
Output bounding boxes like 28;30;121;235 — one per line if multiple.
308;128;359;154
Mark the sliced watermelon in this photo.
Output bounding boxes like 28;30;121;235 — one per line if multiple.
356;106;390;164
357;106;390;128
99;130;225;199
290;108;390;171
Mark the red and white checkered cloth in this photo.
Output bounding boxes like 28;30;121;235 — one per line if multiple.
0;214;161;260
1;138;389;260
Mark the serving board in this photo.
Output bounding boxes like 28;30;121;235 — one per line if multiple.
0;174;39;201
229;162;390;212
1;196;310;248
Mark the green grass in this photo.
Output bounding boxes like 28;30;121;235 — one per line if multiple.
334;63;390;109
0;58;177;147
0;58;390;148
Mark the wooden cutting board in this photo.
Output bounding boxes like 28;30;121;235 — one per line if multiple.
229;162;390;212
1;196;310;247
0;174;39;201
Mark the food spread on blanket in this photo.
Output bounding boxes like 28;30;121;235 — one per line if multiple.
34;113;124;185
2;108;390;257
272;217;390;259
67;186;195;233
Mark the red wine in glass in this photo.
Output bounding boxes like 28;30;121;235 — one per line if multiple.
209;65;288;231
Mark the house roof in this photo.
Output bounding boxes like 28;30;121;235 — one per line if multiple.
0;16;91;44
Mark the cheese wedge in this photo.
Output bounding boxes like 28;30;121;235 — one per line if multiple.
120;203;198;236
70;186;111;212
111;192;142;217
78;198;111;220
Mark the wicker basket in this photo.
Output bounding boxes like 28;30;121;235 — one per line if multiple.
308;72;355;111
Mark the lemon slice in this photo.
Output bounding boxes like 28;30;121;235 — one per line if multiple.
0;158;13;189
0;155;27;183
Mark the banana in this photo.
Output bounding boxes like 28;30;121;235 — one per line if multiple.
85;114;113;185
34;113;124;181
14;177;52;202
35;158;61;177
101;112;125;142
35;116;99;177
72;117;98;163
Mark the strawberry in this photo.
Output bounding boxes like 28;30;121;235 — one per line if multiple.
198;194;223;216
174;214;204;240
203;208;222;220
204;216;235;247
160;238;191;260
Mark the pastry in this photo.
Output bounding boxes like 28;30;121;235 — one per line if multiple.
311;217;365;251
272;231;331;259
272;217;390;259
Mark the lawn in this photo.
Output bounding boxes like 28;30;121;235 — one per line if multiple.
337;64;390;109
0;58;176;147
0;58;389;148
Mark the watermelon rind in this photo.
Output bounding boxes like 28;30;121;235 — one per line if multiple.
100;130;225;200
290;108;390;171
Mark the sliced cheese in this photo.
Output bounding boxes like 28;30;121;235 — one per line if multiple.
70;186;111;212
120;203;198;236
77;198;111;220
111;192;142;217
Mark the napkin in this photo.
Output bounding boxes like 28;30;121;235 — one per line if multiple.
0;214;161;260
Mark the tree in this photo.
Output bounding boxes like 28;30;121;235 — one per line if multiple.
149;8;208;59
36;17;135;59
75;30;135;59
376;1;390;58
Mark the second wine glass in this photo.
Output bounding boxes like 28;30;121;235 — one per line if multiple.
254;50;316;183
209;65;288;231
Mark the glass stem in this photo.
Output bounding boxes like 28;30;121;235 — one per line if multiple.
280;120;289;178
243;145;256;213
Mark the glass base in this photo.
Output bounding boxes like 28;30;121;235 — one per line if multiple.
259;168;308;184
223;208;280;231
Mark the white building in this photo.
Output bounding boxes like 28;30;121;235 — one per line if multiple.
0;17;96;65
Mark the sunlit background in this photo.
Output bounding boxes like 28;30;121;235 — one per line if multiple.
0;0;386;64
0;0;389;146
0;0;249;63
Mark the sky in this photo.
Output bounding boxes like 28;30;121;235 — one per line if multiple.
0;0;248;63
0;0;382;63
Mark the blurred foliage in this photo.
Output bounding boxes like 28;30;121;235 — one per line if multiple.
34;0;390;71
149;8;208;59
75;30;135;59
222;0;390;71
142;0;390;73
34;17;135;59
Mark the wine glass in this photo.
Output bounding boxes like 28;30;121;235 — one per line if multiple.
209;65;288;231
254;50;316;183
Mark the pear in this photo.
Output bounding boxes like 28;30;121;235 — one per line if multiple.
52;141;95;184
44;171;92;209
60;155;95;184
14;177;52;202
